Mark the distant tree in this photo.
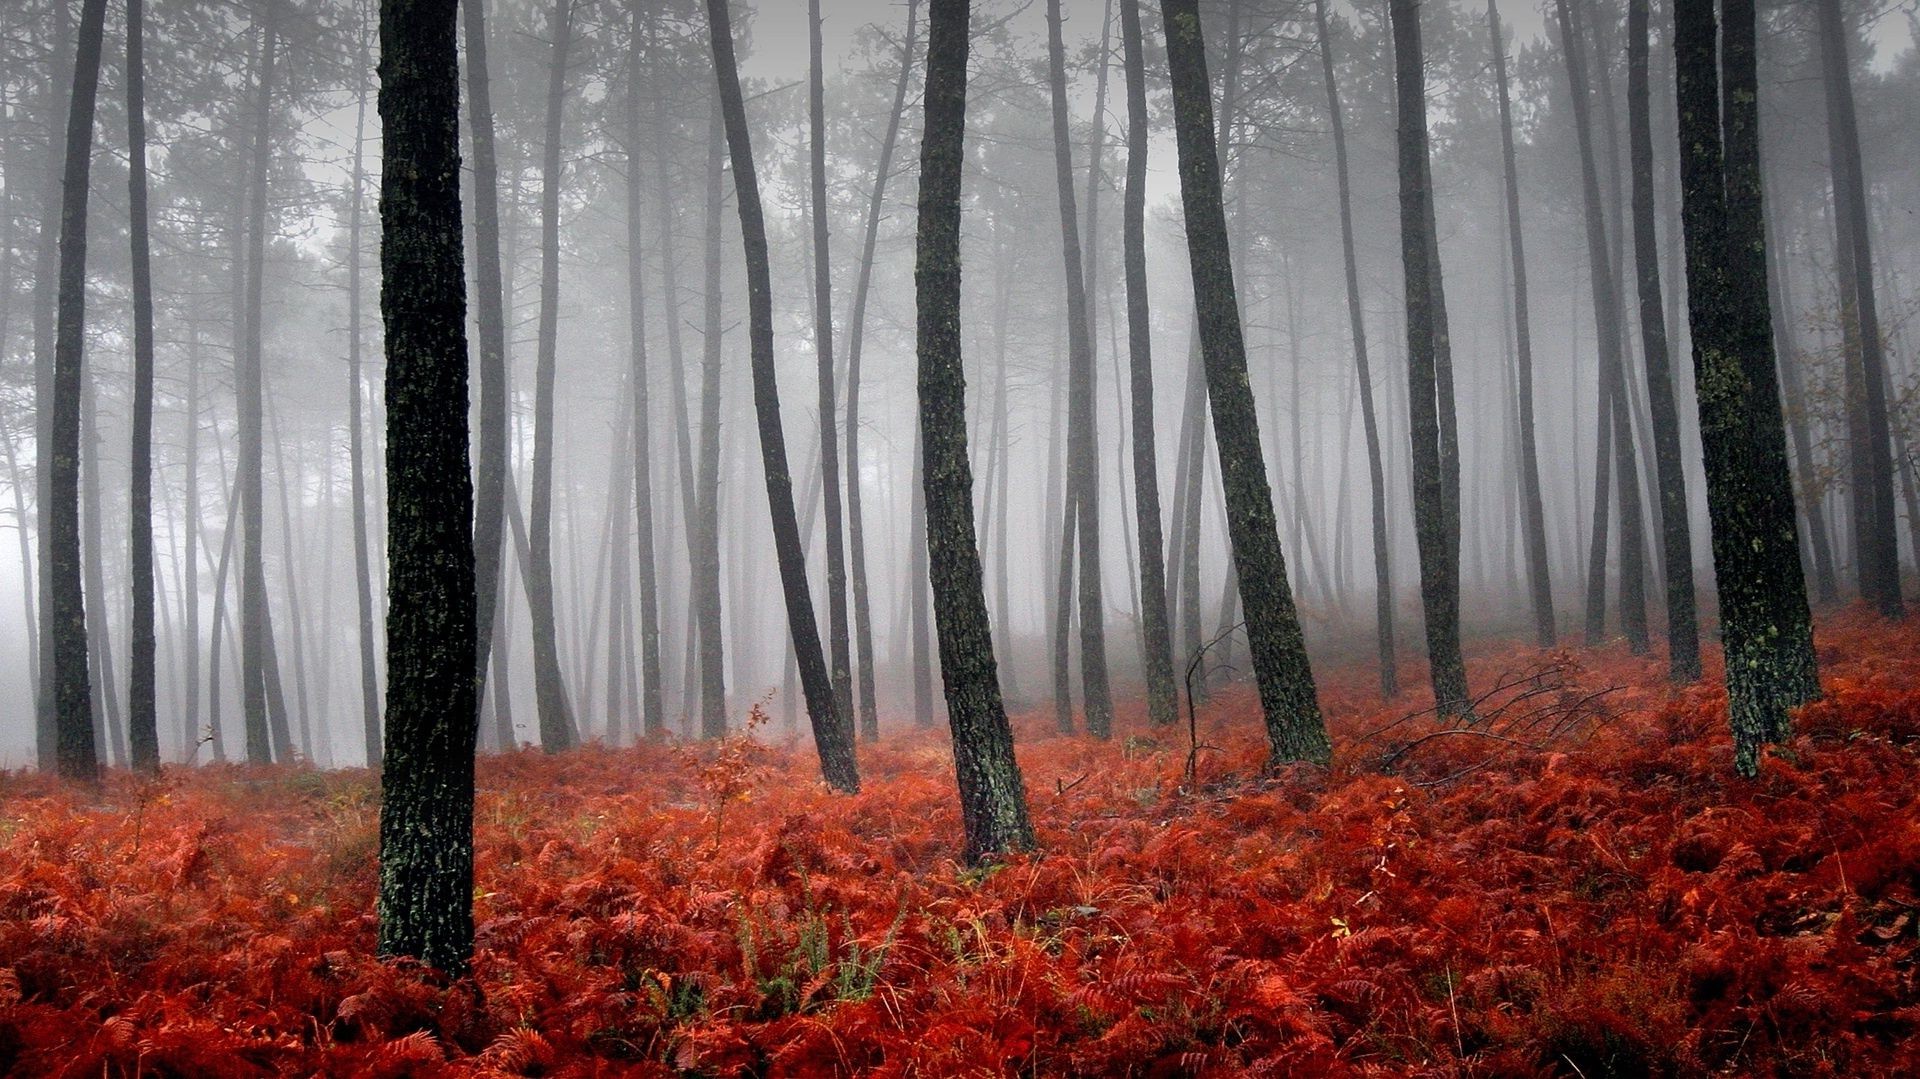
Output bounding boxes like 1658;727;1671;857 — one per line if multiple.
1486;0;1555;651
1814;0;1901;618
1315;0;1397;696
1671;0;1819;775
625;4;665;741
126;0;159;771
707;0;858;793
1626;0;1700;680
693;96;727;739
1119;0;1176;727
527;0;577;753
376;0;477;973
1160;0;1328;763
917;0;1034;860
350;1;381;766
45;0;109;781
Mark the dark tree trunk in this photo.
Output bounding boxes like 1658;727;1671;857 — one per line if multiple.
376;0;477;974
1044;0;1114;739
694;95;727;739
844;0;919;742
918;0;1034;860
528;0;576;752
807;0;857;740
1627;0;1700;680
1487;0;1556;650
707;0;858;793
625;9;666;741
126;0;159;771
1555;0;1649;656
1671;0;1819;776
349;8;382;768
1161;0;1328;764
238;11;282;764
1120;0;1176;727
1388;0;1468;718
33;4;74;770
464;0;512;715
1317;0;1398;696
1814;0;1900;616
45;0;109;781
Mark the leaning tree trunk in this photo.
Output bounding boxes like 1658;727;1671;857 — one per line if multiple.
126;0;159;771
1626;0;1700;680
1554;0;1649;656
918;0;1034;861
1388;0;1468;718
624;7;666;741
527;0;577;752
807;0;856;739
1487;0;1556;650
376;0;478;976
1119;0;1177;727
349;7;381;767
1317;0;1397;696
1044;0;1114;739
45;0;110;781
1161;0;1328;764
464;0;512;715
1814;0;1900;617
707;0;858;794
844;0;919;742
1671;0;1818;776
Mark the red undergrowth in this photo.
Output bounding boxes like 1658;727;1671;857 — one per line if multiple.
1;609;1917;1076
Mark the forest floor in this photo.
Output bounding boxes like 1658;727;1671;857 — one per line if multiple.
2;610;1918;1077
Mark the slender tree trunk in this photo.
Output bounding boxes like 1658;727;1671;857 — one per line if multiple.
1120;0;1176;727
909;420;935;728
1161;0;1327;763
1487;0;1555;649
1766;213;1839;602
918;0;1034;859
81;346;121;764
1318;0;1398;694
1814;0;1900;616
527;0;576;752
464;0;512;709
1671;0;1818;775
1387;0;1469;717
237;10;282;764
46;0;110;780
348;6;382;767
845;0;919;741
624;13;666;740
708;0;857;792
33;3;74;770
694;94;728;739
1626;0;1699;679
377;0;477;974
124;0;159;770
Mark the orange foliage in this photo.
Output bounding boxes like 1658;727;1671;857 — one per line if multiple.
2;609;1918;1076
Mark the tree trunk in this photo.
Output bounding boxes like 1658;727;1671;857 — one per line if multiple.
918;0;1034;861
124;0;159;770
707;0;858;793
528;0;576;752
845;0;919;742
1161;0;1328;763
346;7;382;767
376;0;478;974
1317;0;1398;695
1670;0;1819;776
694;93;728;739
1765;211;1839;603
1388;0;1469;717
1626;0;1700;680
624;11;666;740
1120;0;1176;727
1487;0;1555;650
1814;0;1901;616
45;0;110;781
908;426;935;728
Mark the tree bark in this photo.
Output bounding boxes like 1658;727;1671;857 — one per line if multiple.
707;0;858;793
1670;0;1819;776
126;0;159;770
1161;0;1328;763
376;0;478;974
1626;0;1700;680
625;8;666;740
694;93;728;739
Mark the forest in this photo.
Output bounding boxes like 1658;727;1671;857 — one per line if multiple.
2;0;1919;1073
